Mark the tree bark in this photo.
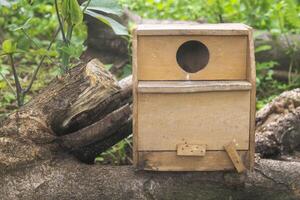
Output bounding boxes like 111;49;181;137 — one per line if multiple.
1;58;300;199
0;59;132;169
1;158;300;200
255;88;300;160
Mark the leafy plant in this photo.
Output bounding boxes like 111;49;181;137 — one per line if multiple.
0;0;127;107
96;135;132;165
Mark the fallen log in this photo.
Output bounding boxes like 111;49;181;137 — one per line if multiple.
0;158;300;200
1;59;300;199
256;88;300;160
0;59;132;169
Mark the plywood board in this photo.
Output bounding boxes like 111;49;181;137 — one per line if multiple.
137;91;250;151
137;35;247;80
138;151;248;171
138;80;252;93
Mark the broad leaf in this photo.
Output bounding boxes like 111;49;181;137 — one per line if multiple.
84;7;122;16
0;0;11;7
255;45;272;53
84;10;128;35
81;0;123;16
2;39;17;54
62;0;83;26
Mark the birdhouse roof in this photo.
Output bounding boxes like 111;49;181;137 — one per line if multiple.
136;23;251;36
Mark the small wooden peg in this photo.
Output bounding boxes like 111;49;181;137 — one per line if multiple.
224;142;246;173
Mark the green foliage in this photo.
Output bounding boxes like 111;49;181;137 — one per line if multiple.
82;0;128;35
119;0;300;33
1;39;17;54
0;0;126;112
83;0;123;16
96;135;132;165
62;0;83;26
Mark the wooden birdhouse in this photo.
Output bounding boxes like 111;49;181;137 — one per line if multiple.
132;24;256;172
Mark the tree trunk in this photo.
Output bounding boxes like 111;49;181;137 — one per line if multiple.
1;59;300;199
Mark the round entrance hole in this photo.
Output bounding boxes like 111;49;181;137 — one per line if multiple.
176;40;209;73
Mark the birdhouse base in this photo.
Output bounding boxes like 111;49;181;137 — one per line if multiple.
137;151;249;171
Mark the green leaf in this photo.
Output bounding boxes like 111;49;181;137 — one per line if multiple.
81;0;123;16
84;6;122;16
14;17;32;31
59;43;84;58
256;61;277;70
104;64;113;70
3;91;15;103
62;0;83;26
2;39;17;54
0;0;11;7
255;45;272;53
120;64;132;79
0;65;10;76
31;48;48;56
284;0;300;28
84;10;128;35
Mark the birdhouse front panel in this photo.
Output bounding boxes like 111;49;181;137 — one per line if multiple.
133;24;256;171
137;35;248;80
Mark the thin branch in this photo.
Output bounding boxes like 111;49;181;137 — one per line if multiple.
0;72;16;97
23;28;60;94
82;0;92;13
54;0;67;43
21;28;56;64
9;54;23;107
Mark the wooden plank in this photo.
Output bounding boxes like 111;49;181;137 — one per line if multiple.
224;142;247;173
138;151;248;171
246;26;256;170
137;35;248;80
138;80;252;93
137;91;250;151
132;29;139;167
136;23;249;36
177;144;206;156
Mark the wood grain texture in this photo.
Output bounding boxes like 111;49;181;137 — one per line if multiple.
224;142;247;173
177;144;206;156
133;23;255;171
136;23;250;36
138;80;252;93
137;91;251;151
246;27;256;170
138;151;248;171
132;29;139;166
137;35;248;80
